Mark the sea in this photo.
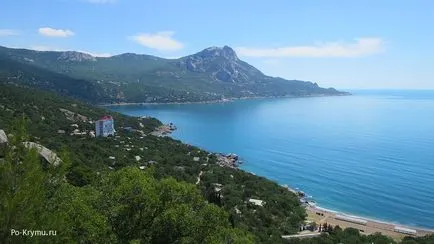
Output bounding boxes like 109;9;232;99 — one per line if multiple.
107;90;434;229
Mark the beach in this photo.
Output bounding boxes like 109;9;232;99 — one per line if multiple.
283;183;434;240
305;205;434;240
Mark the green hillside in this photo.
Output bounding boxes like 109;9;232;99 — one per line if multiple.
0;84;304;243
1;85;433;243
0;46;348;104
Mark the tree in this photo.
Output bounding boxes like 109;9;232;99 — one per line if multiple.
327;224;333;233
310;222;317;231
101;167;254;243
0;117;47;242
322;223;328;232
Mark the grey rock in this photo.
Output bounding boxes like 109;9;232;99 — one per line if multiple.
23;142;62;166
177;46;262;83
0;130;8;144
58;51;96;62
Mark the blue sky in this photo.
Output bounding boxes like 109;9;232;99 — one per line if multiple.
1;0;434;89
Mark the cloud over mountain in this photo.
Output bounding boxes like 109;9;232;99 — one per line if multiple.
236;38;385;58
130;31;184;51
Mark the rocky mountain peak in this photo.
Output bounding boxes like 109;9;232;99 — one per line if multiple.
57;51;96;62
177;46;262;83
196;46;239;61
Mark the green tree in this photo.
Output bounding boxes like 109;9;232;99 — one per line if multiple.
51;184;116;243
0;118;47;242
101;167;254;243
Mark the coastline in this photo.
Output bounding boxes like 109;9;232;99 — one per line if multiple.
283;184;434;239
304;205;434;240
154;123;434;239
105;93;434;240
99;92;351;107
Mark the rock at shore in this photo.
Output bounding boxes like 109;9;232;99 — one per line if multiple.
150;123;177;137
216;153;240;168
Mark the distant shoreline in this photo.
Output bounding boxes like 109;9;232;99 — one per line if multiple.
99;93;351;107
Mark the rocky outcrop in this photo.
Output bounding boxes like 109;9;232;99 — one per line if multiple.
216;153;240;168
59;108;88;122
150;123;176;137
23;142;62;166
57;51;96;62
178;46;263;83
0;129;8;145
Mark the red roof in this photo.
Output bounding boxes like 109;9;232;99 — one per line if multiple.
99;115;113;120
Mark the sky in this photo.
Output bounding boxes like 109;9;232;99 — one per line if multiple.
1;0;434;89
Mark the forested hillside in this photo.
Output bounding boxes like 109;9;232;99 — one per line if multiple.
0;46;347;104
0;84;304;243
1;85;433;243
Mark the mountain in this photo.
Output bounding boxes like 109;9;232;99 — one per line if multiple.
0;45;348;104
177;46;263;83
0;57;114;102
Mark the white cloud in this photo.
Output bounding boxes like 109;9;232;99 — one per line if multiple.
30;45;111;57
236;38;385;58
0;29;19;36
130;31;184;51
38;27;75;38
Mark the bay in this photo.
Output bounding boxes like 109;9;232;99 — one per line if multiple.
107;90;434;229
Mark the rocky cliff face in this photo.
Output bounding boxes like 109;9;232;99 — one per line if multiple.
57;51;96;62
178;46;263;83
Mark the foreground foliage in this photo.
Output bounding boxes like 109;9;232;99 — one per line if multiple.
0;119;254;243
0;85;305;242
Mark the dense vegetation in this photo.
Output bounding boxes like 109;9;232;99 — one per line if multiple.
1;121;254;243
0;84;304;243
0;57;113;103
1;85;433;243
0;45;346;104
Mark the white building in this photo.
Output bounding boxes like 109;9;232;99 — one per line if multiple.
394;226;417;235
335;214;368;225
96;116;115;137
249;198;265;206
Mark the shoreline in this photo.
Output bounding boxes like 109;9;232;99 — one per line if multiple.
282;184;434;239
146;121;434;238
305;205;434;240
99;93;351;107
106;95;433;240
307;204;434;232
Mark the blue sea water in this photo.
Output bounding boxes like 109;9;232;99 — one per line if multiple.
107;90;434;229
